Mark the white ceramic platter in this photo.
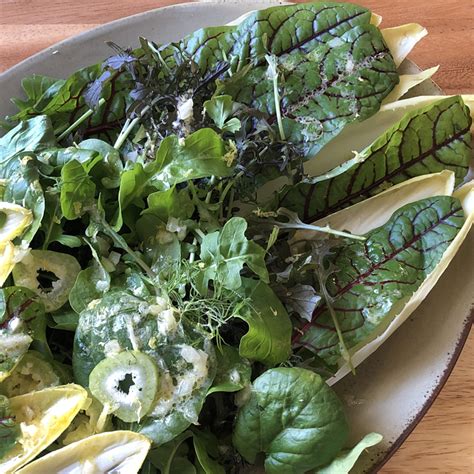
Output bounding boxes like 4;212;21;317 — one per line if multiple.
1;2;472;472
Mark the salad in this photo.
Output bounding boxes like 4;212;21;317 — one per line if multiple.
0;2;472;473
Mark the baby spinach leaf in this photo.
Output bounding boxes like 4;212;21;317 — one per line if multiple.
60;159;97;220
0;115;56;162
293;196;465;366
0;287;46;382
207;345;251;394
143;187;195;222
278;96;472;221
73;291;215;445
0;395;20;458
147;431;193;474
316;432;382;474
151;129;234;187
233;368;348;473
69;263;111;314
235;278;292;366
197;217;269;293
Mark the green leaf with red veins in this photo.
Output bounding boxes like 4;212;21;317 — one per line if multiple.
293;196;465;366
277;96;472;222
0;287;46;382
159;2;398;157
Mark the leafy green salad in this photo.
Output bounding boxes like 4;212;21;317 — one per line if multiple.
0;2;473;473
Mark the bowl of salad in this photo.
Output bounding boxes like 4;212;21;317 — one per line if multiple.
0;1;472;473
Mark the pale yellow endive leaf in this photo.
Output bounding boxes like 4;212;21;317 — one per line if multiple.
382;23;427;67
17;431;151;474
0;385;87;473
0;203;32;245
382;65;439;105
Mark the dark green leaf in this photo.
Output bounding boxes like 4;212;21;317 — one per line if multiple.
151;129;234;187
207;345;251;394
233;368;348;473
0;115;56;162
143;187;195;222
193;431;225;474
11;74;65;114
69;263;111;314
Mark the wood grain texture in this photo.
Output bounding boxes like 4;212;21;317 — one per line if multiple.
0;0;472;472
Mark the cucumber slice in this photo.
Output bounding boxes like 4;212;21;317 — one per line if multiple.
12;250;81;312
89;351;159;423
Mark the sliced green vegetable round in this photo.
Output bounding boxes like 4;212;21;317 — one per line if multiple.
89;351;159;423
12;250;81;312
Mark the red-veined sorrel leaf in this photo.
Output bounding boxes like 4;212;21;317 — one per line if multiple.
277;96;472;222
292;195;465;366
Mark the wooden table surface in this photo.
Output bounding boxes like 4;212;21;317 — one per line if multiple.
0;0;472;472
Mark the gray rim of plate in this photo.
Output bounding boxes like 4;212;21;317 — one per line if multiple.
0;2;472;473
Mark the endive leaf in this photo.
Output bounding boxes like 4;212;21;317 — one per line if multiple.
381;24;427;67
304;94;474;176
292;195;466;367
316;432;383;473
382;65;439;105
328;180;474;384
278;96;471;222
0;384;87;472
0;203;32;245
17;431;151;474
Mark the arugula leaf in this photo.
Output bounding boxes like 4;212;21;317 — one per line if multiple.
293;196;465;366
197;217;269;293
0;395;20;458
11;75;65;114
151;129;234;187
277;96;472;221
235;278;292;366
233;367;349;473
207;345;251;394
0;287;46;382
142;187;195;222
0;116;56;161
316;432;383;474
203;95;241;133
40;190;82;249
60;159;97;220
